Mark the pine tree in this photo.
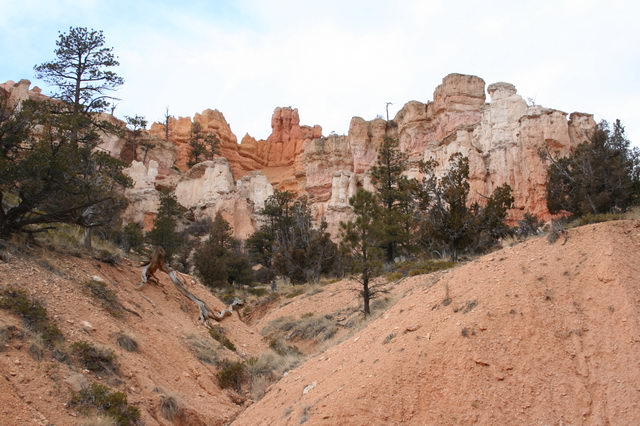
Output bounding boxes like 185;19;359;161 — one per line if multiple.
124;115;147;162
147;192;183;259
34;27;123;115
187;122;220;168
194;213;233;288
340;189;384;315
369;137;415;262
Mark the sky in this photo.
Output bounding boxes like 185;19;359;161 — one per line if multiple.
1;0;639;144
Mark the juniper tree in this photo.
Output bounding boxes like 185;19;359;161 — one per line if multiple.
0;92;131;240
416;154;513;260
544;120;640;216
247;190;337;283
194;213;234;288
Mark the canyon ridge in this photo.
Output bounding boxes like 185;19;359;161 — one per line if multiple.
1;73;596;239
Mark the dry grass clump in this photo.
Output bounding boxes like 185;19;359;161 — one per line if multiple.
0;287;63;346
384;258;457;281
159;394;183;421
261;314;338;342
209;326;236;351
85;280;123;317
246;349;303;400
185;334;219;365
69;382;140;426
115;333;138;352
79;415;118;426
71;341;119;375
0;324;23;350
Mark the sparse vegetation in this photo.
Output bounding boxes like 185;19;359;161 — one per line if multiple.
262;314;338;342
185;334;219;364
385;259;456;281
28;339;44;361
159;394;183;421
85;280;123;317
0;287;63;346
544;119;639;217
268;338;302;357
216;360;248;391
71;341;119;374
382;332;396;344
547;220;567;244
115;333;138;352
0;324;22;350
69;382;140;426
285;288;305;299
246;350;302;399
247;286;269;297
573;212;626;227
209;326;236;351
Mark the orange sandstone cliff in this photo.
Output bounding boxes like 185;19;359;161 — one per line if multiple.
1;74;595;238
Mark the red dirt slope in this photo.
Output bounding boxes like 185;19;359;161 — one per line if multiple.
0;248;266;425
233;220;640;425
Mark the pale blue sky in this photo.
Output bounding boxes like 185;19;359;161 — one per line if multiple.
1;0;638;144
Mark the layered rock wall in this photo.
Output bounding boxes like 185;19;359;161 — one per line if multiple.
2;74;596;239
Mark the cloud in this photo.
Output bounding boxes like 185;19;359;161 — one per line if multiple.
1;0;639;144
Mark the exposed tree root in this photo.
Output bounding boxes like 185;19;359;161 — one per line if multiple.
138;247;243;325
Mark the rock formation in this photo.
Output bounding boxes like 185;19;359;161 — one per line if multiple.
2;74;596;238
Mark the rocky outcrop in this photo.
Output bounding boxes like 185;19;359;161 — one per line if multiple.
173;159;273;239
2;74;596;238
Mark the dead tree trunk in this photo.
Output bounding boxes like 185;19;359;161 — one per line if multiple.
138;247;243;325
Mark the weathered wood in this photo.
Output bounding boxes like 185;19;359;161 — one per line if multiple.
138;247;243;325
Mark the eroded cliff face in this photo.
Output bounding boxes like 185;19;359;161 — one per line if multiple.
2;74;596;239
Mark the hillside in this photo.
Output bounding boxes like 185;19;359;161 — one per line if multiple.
1;220;639;425
0;246;267;425
234;220;640;425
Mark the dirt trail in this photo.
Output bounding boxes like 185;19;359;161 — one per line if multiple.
233;220;640;425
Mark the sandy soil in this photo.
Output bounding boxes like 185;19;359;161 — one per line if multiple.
233;220;640;425
0;248;266;425
2;220;639;425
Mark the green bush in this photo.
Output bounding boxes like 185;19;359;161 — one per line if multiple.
575;213;625;227
0;288;63;346
69;383;140;426
208;326;235;351
247;287;268;297
120;223;144;253
71;341;118;374
216;360;247;392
